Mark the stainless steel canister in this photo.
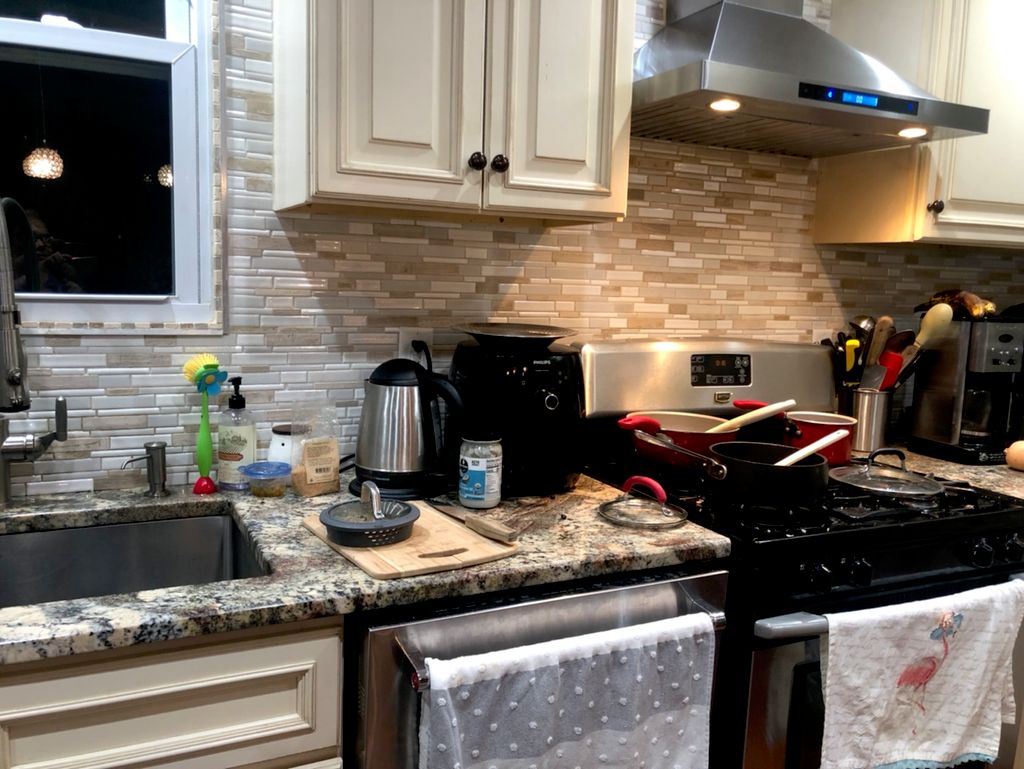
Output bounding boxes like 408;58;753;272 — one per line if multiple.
851;389;891;454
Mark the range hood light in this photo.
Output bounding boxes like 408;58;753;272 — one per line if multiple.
709;97;742;112
898;127;928;139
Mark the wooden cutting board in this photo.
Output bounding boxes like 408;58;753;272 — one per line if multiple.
302;501;518;579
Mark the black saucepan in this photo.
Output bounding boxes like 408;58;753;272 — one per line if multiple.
707;441;830;506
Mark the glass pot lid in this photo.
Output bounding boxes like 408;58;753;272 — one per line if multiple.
829;449;945;498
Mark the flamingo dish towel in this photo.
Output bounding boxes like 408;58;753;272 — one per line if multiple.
820;579;1024;769
419;613;715;769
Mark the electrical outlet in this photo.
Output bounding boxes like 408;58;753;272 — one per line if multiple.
397;328;434;361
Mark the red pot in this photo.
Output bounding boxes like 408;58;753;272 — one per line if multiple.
785;411;858;466
618;411;739;468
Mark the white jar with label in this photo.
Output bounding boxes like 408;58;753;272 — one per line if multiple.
458;438;502;509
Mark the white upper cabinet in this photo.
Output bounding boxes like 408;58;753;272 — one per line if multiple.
274;0;634;220
815;0;1024;246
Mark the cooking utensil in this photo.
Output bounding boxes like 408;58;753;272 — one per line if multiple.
878;351;903;390
425;497;519;544
319;486;420;548
844;338;860;371
858;364;887;391
618;412;737;466
704;399;797;434
847;315;872;339
598;475;688;529
829;448;944;498
784;411;857;465
707;442;829;506
774;428;849;467
632;429;728;480
899;302;954;373
883;329;916;354
864;315;894;366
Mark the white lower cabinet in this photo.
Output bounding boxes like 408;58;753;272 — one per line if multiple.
0;624;342;769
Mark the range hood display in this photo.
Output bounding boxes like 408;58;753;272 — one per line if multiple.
632;0;989;157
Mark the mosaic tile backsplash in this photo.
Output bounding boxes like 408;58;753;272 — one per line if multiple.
12;0;1024;496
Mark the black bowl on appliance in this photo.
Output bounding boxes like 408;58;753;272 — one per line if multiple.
707;441;829;507
449;335;584;498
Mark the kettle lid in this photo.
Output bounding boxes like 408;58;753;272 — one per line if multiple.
368;358;423;386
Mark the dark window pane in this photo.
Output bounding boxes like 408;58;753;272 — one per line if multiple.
0;1;165;38
0;46;173;295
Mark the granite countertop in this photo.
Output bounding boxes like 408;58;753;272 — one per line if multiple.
0;475;730;667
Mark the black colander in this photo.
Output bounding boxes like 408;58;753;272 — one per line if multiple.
319;498;419;548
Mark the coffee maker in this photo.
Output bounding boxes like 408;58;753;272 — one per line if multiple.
909;320;1024;464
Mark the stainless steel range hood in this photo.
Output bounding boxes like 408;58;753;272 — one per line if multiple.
632;0;989;157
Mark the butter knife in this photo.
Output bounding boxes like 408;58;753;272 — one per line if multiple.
425;499;520;544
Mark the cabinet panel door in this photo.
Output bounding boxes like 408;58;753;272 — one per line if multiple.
313;0;485;208
923;0;1024;238
485;0;632;218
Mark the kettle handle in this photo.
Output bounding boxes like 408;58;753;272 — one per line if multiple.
416;368;464;468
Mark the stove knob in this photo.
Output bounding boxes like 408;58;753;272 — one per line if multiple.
807;564;833;594
846;557;873;587
969;538;995;569
1003;535;1024;562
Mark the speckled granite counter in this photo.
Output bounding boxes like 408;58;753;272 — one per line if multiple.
0;476;729;666
902;450;1024;498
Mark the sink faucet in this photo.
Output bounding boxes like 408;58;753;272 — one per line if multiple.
122;441;171;497
0;396;68;504
0;198;71;504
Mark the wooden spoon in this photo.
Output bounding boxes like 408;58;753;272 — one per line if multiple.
899;303;954;372
705;399;797;434
774;429;850;467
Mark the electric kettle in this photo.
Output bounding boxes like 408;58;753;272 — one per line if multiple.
352;357;463;499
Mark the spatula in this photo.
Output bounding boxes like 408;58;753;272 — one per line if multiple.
704;399;797;434
774;429;850;467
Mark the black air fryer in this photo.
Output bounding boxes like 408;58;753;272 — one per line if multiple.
449;326;584;497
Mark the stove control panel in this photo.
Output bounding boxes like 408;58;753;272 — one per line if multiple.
690;353;751;387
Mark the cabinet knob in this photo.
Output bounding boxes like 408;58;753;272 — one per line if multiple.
468;152;488;171
926;199;945;214
490;154;510;173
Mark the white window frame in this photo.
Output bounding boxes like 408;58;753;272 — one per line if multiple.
0;0;213;327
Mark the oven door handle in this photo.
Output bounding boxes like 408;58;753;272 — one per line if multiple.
754;574;1024;641
754;611;828;640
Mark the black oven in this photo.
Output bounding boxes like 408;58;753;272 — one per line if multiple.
585;439;1024;768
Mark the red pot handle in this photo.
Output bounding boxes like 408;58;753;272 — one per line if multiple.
617;415;663;434
733;399;768;410
622;475;668;503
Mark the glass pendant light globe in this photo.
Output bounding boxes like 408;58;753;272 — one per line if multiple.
23;147;64;180
157;164;173;187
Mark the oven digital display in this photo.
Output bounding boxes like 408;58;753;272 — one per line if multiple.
691;354;751;386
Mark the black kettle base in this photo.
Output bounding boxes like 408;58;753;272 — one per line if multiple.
349;469;447;501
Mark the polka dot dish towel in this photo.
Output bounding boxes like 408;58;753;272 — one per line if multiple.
419;613;715;769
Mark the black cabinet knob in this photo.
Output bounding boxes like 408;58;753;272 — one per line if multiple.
490;154;510;173
468;152;488;171
926;199;945;214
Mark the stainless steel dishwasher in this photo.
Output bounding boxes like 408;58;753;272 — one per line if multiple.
349;569;727;769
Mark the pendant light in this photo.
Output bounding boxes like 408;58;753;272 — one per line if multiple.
23;61;63;180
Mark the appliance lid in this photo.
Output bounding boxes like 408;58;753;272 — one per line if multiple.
632;0;989;157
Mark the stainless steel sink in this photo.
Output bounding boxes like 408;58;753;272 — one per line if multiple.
0;514;270;608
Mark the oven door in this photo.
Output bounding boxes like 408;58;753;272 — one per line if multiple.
744;574;1024;769
350;570;727;769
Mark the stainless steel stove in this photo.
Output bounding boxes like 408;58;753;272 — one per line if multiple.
578;337;1024;768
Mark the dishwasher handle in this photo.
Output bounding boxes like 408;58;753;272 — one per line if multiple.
398;610;726;692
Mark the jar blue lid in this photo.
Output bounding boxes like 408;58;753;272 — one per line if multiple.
239;461;291;478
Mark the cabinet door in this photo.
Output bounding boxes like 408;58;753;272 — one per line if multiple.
918;0;1024;241
312;0;486;209
484;0;633;218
